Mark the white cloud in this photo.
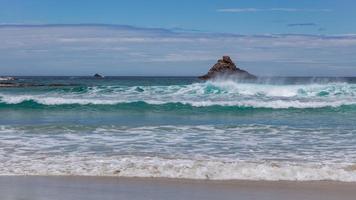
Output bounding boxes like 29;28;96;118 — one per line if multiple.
0;24;355;76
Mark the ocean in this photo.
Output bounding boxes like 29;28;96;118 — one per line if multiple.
1;76;356;181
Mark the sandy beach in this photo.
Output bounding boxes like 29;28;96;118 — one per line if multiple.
0;176;355;200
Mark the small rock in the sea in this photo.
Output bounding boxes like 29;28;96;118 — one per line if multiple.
199;56;256;80
94;73;104;78
0;82;18;87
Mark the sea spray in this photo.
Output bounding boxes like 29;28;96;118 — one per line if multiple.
1;80;356;109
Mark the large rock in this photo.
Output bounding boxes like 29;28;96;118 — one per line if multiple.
199;56;256;80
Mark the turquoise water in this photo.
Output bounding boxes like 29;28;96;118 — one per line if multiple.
1;77;356;181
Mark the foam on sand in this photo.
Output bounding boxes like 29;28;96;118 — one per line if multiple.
2;155;356;182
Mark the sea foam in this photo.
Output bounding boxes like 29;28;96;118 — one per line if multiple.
1;80;356;109
1;124;356;181
1;155;356;182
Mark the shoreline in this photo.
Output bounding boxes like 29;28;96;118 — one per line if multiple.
1;176;356;200
3;174;356;184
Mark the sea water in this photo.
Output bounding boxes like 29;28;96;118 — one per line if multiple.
1;76;356;181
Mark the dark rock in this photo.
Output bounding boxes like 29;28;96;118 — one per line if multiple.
199;56;256;80
94;73;104;78
0;82;15;85
0;82;44;87
0;82;18;87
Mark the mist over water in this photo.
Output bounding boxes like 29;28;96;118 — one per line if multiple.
1;76;356;181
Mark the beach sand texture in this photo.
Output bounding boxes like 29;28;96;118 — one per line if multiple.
1;176;356;200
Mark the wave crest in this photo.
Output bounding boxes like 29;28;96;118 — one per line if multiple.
1;80;356;109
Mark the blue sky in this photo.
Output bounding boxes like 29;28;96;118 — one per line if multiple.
0;0;356;76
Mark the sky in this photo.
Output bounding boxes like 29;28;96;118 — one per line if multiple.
0;0;356;76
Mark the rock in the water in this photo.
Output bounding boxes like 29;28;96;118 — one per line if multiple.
94;73;104;78
0;82;18;87
199;56;256;80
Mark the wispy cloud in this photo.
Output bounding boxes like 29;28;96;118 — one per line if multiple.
217;8;332;13
0;24;355;76
287;23;317;27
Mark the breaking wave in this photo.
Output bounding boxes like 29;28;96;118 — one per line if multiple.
1;124;356;181
2;78;356;182
1;80;356;109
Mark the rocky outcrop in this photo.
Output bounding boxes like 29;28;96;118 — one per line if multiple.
0;82;18;87
94;73;104;78
199;56;256;80
0;77;18;87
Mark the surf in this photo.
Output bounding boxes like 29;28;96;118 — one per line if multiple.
1;124;356;181
1;79;356;109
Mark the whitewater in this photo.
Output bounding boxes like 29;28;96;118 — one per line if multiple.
1;77;356;181
1;79;356;109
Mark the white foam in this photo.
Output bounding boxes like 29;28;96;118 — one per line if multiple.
0;77;15;81
0;124;356;181
1;81;356;108
1;155;356;181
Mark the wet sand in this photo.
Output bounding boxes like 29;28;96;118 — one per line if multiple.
1;176;356;200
